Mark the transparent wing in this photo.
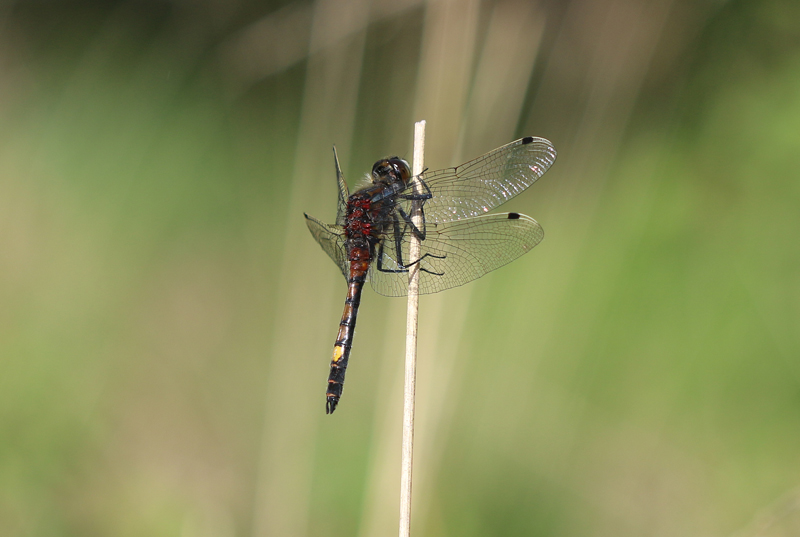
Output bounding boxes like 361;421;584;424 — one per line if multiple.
304;213;348;280
413;137;556;223
333;146;349;227
367;213;544;297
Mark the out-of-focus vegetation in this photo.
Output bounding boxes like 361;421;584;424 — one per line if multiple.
1;1;799;536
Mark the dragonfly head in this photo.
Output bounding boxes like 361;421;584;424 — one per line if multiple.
371;157;411;185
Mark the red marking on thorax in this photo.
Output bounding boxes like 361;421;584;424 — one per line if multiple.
345;197;373;237
345;196;375;263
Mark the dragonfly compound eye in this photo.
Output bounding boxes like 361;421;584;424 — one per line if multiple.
372;157;411;183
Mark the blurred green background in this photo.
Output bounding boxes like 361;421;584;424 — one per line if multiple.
1;0;799;536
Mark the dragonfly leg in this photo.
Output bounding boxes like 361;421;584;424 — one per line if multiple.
403;253;445;276
396;175;433;240
397;206;427;240
398;173;433;201
375;238;445;276
391;214;444;272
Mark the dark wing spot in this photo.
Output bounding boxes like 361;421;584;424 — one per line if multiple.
508;213;521;219
521;136;534;144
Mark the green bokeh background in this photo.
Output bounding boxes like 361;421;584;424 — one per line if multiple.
1;1;799;536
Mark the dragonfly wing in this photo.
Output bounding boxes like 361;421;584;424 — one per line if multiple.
418;137;556;223
333;146;349;227
304;213;348;280
367;212;544;297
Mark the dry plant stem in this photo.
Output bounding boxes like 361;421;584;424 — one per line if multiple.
399;120;425;537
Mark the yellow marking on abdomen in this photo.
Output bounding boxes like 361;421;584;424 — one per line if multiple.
332;345;344;363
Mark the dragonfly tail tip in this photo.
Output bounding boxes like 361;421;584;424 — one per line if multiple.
326;397;339;414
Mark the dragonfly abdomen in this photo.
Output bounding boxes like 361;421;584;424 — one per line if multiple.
327;257;369;414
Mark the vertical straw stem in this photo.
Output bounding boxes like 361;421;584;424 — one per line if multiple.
399;120;426;537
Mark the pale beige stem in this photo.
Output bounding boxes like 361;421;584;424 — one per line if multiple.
399;120;426;537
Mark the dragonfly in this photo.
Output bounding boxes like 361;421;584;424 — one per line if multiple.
305;136;557;414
